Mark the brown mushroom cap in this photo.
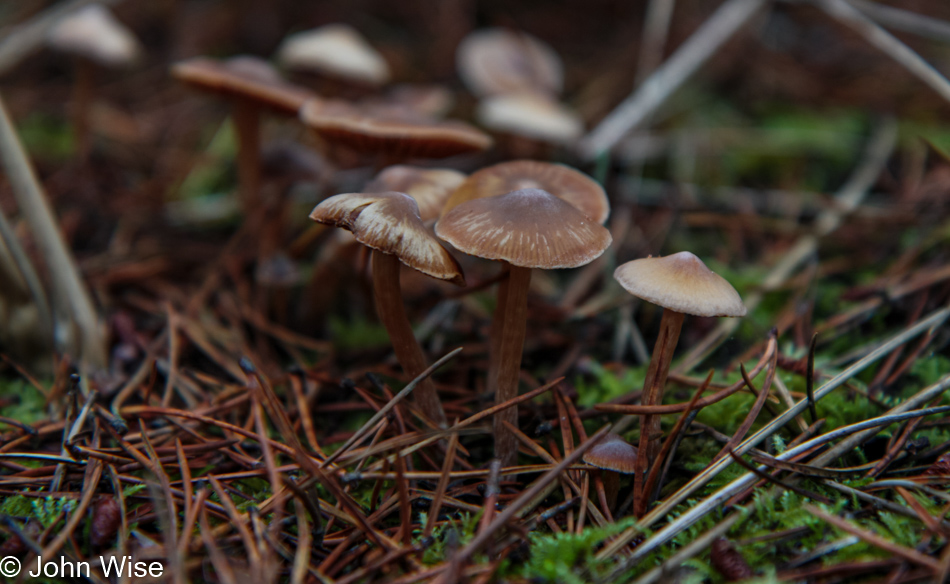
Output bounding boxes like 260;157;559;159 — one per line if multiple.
276;24;390;86
47;5;141;67
477;93;583;144
310;191;464;285
435;188;611;269
613;252;747;317
442;160;609;224
583;433;638;473
456;28;563;97
365;166;466;222
300;98;492;158
171;56;315;115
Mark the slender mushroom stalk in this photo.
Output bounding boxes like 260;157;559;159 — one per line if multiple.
311;191;464;427
492;264;530;466
72;57;95;162
232;97;262;211
437;188;611;466
613;251;746;516
371;250;447;427
634;308;684;510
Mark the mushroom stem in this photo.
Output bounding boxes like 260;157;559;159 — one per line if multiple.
232;97;261;213
487;263;510;400
633;308;684;516
602;470;620;511
72;57;95;163
492;264;531;467
371;250;448;427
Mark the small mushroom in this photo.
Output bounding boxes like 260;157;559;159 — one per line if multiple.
46;4;142;161
172;56;316;212
477;92;583;146
436;188;611;465
456;28;563;98
364;165;466;223
276;24;390;91
583;432;638;511
300;98;492;164
311;192;465;426
613;251;746;515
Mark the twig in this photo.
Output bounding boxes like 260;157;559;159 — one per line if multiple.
579;0;768;157
0;94;106;371
804;504;940;572
844;0;950;43
630;513;745;584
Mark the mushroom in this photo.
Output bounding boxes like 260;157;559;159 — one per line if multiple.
276;24;390;92
583;432;638;511
310;191;464;426
171;56;316;212
441;160;609;408
436;188;612;465
299;98;492;165
613;251;746;514
46;4;142;161
456;28;563;98
476;92;584;147
364;165;466;223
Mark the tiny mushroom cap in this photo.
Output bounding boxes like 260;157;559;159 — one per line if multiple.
443;160;609;224
310;192;464;285
47;4;141;67
364;165;466;222
300;98;492;158
456;28;563;97
435;188;612;269
613;252;747;318
477;93;583;145
276;24;390;86
583;433;639;474
172;56;315;115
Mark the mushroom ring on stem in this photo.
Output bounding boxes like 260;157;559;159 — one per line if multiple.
310;191;465;427
613;251;746;516
436;188;611;466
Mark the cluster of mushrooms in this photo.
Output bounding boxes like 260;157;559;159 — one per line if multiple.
57;8;750;514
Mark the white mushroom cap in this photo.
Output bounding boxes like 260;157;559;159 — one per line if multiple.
613;252;747;318
456;28;563;97
477;93;583;144
47;5;141;67
276;24;390;86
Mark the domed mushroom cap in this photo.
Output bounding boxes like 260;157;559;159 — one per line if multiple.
276;24;390;86
456;28;563;97
443;160;609;224
47;4;141;67
435;188;611;270
477;93;583;145
365;166;466;222
310;192;464;285
613;252;747;317
171;56;315;115
583;433;638;474
300;98;492;158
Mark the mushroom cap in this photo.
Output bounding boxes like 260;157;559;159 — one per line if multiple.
613;252;747;317
583;433;638;473
171;56;316;115
300;98;492;159
47;5;141;67
310;191;464;285
365;166;466;222
456;28;563;97
477;93;583;144
435;188;611;269
276;24;390;86
442;160;609;224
